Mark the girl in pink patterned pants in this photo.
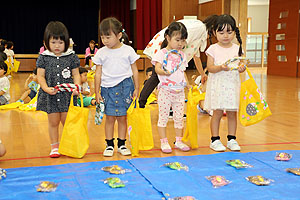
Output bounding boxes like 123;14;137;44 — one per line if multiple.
152;22;190;153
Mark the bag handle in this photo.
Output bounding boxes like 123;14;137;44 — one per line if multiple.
70;93;84;108
245;67;254;80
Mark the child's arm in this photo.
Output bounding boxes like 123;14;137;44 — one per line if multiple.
206;55;230;73
24;74;33;90
37;68;57;95
131;62;139;99
72;68;81;95
94;65;103;103
154;62;170;75
193;55;207;83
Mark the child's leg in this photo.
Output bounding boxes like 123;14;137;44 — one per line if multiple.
157;89;172;153
18;90;31;102
103;115;116;156
226;111;240;151
116;115;131;156
0;142;6;157
172;92;190;151
48;113;61;157
210;109;226;152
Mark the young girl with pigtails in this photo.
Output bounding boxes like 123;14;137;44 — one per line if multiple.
204;14;247;152
93;17;139;157
152;21;191;153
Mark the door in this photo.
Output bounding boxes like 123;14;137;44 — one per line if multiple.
267;0;300;77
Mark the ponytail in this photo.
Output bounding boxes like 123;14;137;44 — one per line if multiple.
160;28;169;49
235;27;243;56
203;15;218;45
120;30;132;46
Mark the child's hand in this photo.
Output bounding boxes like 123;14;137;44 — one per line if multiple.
132;89;139;99
221;64;230;71
186;84;192;89
95;93;103;104
45;87;57;95
238;64;246;73
72;90;79;96
163;69;171;76
201;74;208;84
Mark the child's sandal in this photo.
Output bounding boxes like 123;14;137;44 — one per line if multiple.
49;148;60;158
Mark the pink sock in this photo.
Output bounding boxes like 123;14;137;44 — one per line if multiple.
51;142;59;149
176;137;183;142
160;138;168;143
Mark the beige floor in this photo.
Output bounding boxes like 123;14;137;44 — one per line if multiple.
1;67;300;169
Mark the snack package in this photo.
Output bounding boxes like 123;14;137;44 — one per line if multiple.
101;165;131;175
36;181;58;192
275;152;292;161
206;175;231;188
226;159;253;169
168;196;196;200
162;162;189;171
95;102;105;125
246;175;273;186
0;168;7;180
286;168;300;176
103;177;126;188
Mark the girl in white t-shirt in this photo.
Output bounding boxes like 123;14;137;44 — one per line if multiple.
152;22;190;153
204;14;246;152
93;17;139;157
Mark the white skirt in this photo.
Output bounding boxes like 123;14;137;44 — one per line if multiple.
204;70;241;111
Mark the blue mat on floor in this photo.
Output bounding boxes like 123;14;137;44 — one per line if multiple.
1;150;300;200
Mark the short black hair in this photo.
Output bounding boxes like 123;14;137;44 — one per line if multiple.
0;61;8;74
146;67;152;74
43;21;70;52
79;67;88;74
6;41;14;49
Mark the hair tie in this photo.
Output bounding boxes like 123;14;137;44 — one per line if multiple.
122;29;125;33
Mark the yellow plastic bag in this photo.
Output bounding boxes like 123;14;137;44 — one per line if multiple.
18;92;38;111
0;102;22;110
59;94;90;158
4;60;12;75
12;59;20;72
146;93;157;105
182;86;205;149
239;68;272;126
127;99;154;156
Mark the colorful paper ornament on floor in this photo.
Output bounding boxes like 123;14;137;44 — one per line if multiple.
103;177;126;188
162;162;189;171
206;175;231;188
0;168;7;180
36;181;58;192
226;159;253;169
246;175;273;186
275;152;292;161
286;168;300;176
101;165;131;175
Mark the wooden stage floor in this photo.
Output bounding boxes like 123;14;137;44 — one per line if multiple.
1;67;300;169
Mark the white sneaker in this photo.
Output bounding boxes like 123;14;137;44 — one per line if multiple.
117;145;131;156
174;141;190;151
227;139;241;151
103;146;114;157
161;142;172;153
210;140;226;152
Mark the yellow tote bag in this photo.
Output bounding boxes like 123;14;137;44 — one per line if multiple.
182;86;205;149
239;68;272;126
0;102;22;110
19;92;38;111
127;99;154;156
12;59;20;72
59;94;90;158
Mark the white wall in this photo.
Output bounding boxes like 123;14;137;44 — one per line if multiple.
248;5;269;32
